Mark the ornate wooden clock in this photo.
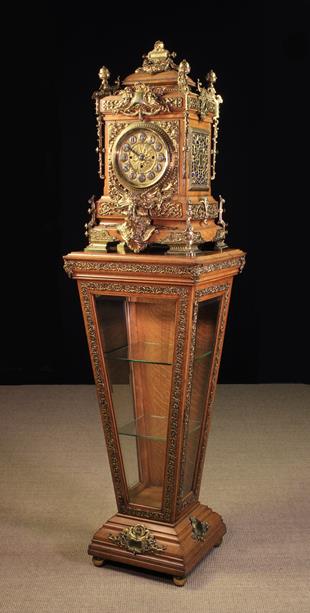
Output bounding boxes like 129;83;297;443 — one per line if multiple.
83;40;227;254
64;41;245;586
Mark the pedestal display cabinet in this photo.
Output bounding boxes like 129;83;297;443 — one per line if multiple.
64;42;245;586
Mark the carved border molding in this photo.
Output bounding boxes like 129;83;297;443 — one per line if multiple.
193;282;231;499
79;280;189;523
64;255;246;281
80;282;125;512
177;283;230;513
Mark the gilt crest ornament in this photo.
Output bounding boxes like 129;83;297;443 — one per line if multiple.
135;40;178;74
103;83;175;119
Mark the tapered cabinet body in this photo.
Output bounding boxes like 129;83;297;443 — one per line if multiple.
64;248;245;583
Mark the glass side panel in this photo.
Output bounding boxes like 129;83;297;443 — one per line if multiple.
94;295;176;509
182;297;221;498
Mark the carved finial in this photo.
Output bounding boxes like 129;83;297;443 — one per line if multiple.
215;195;228;249
135;40;178;74
178;59;191;93
184;202;196;256
92;66;112;100
98;66;110;87
84;195;96;237
197;78;203;93
206;69;217;90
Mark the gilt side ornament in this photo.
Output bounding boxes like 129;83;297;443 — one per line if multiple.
190;516;209;542
85;41;228;254
109;524;166;555
117;199;157;253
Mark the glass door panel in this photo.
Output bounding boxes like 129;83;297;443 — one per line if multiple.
94;295;176;509
182;297;221;498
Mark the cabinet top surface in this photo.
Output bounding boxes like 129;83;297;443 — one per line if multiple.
63;248;246;282
64;248;245;266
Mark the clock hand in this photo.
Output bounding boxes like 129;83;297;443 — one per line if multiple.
127;145;140;157
127;145;149;161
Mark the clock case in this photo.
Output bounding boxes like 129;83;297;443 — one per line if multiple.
86;43;226;255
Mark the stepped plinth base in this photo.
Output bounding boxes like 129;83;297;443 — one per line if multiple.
88;502;226;585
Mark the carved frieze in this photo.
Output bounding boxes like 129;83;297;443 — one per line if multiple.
100;85;184;116
63;256;246;281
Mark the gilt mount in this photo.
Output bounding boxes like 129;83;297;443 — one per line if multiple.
108;524;166;555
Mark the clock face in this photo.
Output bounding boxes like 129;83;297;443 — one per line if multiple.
112;124;171;190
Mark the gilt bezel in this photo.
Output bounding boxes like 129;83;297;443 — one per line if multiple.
112;121;174;192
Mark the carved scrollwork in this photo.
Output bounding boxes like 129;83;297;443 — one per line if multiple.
189;129;210;190
96;196;119;217
188;96;200;112
63;256;246;281
190;198;218;220
87;226;113;243
154;200;182;218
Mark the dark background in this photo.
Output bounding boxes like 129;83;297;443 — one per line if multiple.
3;2;308;385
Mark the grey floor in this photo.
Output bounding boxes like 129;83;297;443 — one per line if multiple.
0;384;309;613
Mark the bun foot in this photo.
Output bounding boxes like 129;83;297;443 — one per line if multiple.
214;537;223;548
92;557;106;567
173;576;187;587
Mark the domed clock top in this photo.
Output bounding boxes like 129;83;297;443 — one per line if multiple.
86;41;226;254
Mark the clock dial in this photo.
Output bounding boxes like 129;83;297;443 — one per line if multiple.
113;125;171;189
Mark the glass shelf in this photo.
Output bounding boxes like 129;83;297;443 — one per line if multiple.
118;414;201;441
105;342;213;366
94;293;219;510
104;341;174;365
194;349;212;361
